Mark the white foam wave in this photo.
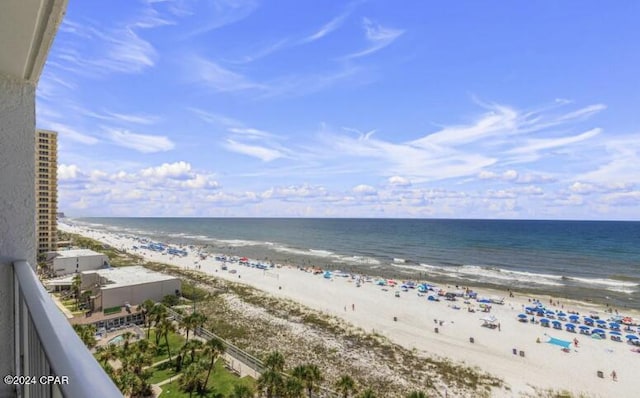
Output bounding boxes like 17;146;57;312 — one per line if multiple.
567;277;639;288
418;263;564;287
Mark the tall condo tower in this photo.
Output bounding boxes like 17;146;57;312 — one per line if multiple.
36;129;58;254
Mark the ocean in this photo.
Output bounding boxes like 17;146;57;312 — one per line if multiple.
74;218;640;309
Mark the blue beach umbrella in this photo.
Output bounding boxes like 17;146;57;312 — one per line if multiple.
596;320;607;325
592;328;605;334
540;318;550;323
579;325;590;330
557;312;567;316
552;320;562;325
569;314;580;319
583;317;594;322
626;335;639;340
610;331;622;336
609;323;620;329
518;314;527;319
565;324;576;330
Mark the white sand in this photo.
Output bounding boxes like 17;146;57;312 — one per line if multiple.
59;222;640;397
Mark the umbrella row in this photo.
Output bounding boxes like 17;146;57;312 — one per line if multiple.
518;314;640;342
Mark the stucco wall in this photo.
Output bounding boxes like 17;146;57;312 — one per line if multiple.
0;74;36;397
53;254;108;275
101;280;181;310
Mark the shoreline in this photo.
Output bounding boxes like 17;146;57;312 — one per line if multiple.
58;221;640;397
72;219;640;310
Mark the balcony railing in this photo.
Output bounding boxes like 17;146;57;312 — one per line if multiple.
12;261;122;398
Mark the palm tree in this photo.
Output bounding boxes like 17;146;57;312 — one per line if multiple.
335;375;357;398
97;343;119;366
203;337;225;390
230;384;254;398
358;388;377;398
180;361;205;398
257;369;284;398
140;299;155;339
292;364;323;398
151;304;168;345
264;351;285;372
158;318;176;362
405;391;427;398
180;313;194;341
182;339;204;365
72;324;96;348
284;376;305;398
71;273;81;310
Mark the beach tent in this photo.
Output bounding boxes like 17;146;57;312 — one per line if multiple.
583;317;595;326
552;320;562;330
591;328;606;338
565;324;576;332
610;331;622;342
540;318;550;327
323;271;332;279
579;326;591;335
481;315;498;328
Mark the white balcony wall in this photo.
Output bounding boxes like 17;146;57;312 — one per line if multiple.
0;73;36;397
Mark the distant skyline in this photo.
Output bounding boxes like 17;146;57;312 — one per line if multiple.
38;0;640;220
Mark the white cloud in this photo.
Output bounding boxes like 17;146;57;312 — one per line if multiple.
388;176;411;187
224;139;283;161
141;161;192;179
345;18;405;59
352;184;377;195
569;181;596;194
58;164;80;180
601;191;640;206
303;10;350;43
106;128;175;153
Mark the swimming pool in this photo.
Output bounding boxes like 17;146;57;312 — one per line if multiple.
107;335;124;345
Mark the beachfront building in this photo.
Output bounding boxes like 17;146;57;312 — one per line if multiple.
80;266;180;312
45;248;110;276
0;1;121;396
35;129;58;254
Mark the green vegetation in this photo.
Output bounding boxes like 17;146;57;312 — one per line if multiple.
159;360;255;397
103;306;122;315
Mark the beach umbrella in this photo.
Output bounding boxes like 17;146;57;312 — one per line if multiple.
626;335;639;340
569;315;580;319
557;312;567;317
518;314;528;319
565;324;575;330
552;320;562;325
583;317;594;322
579;325;590;330
610;331;622;336
596;319;606;325
540;318;550;323
592;328;605;334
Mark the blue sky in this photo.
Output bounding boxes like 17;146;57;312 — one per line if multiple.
38;0;640;219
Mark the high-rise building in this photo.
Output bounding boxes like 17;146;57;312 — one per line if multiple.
36;129;58;254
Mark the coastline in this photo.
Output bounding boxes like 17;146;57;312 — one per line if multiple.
58;221;640;397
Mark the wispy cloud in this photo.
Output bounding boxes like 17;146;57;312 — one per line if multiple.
224;139;284;161
46;122;99;145
344;18;404;59
185;0;259;36
105;128;175;153
302;9;352;43
190;56;265;92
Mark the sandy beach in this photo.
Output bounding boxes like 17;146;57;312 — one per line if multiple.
58;221;640;397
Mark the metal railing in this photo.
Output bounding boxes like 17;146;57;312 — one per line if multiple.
167;307;341;398
12;260;122;398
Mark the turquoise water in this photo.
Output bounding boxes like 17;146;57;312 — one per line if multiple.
77;218;640;309
108;335;124;345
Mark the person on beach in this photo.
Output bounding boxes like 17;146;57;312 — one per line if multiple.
352;303;355;311
611;370;617;381
573;338;579;348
